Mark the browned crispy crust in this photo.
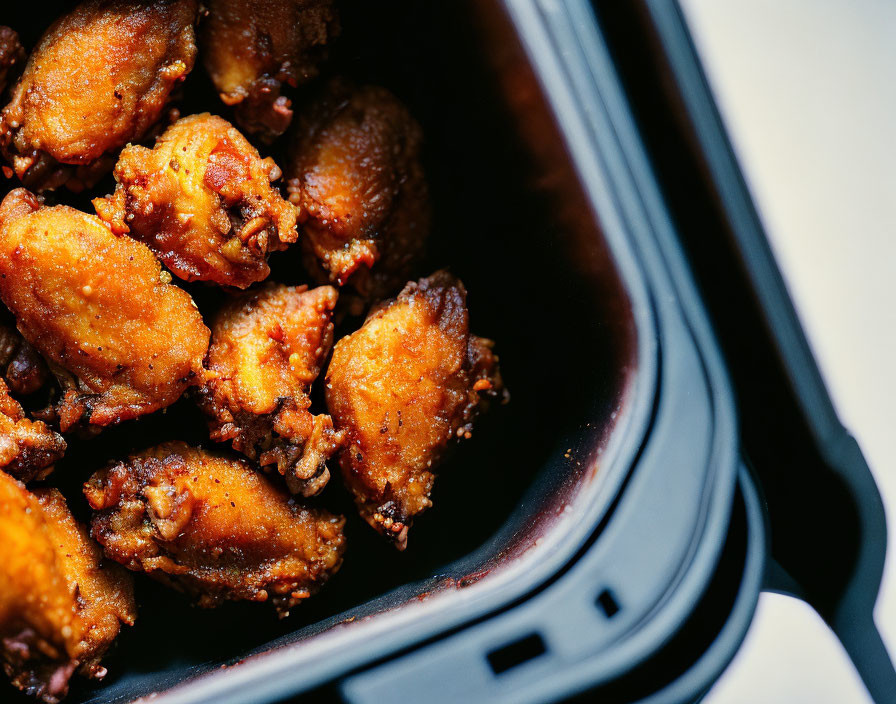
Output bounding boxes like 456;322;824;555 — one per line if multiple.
84;442;346;616
196;283;343;495
0;0;199;192
0;473;136;704
201;0;340;141
325;272;506;549
0;378;65;483
0;26;25;97
0;188;210;432
94;113;298;288
287;82;430;307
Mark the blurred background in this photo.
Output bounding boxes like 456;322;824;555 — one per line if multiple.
677;1;896;701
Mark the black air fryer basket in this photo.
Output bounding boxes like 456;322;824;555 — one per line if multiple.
5;1;893;703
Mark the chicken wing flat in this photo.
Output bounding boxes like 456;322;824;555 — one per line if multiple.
196;284;343;496
0;0;199;192
0;27;24;96
287;83;430;305
94;113;298;288
0;378;65;483
0;322;49;397
325;272;505;549
0;473;136;704
84;442;346;616
0;189;210;432
201;0;339;141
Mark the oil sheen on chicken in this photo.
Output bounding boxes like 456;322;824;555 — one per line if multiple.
85;442;346;616
0;0;199;191
201;0;339;140
325;271;506;549
0;473;136;704
0;378;65;483
287;82;430;307
0;189;210;432
196;284;343;496
94;113;297;288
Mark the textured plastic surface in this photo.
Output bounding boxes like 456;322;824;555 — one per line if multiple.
629;464;766;704
341;462;765;704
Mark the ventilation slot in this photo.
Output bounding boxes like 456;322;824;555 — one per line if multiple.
596;588;621;618
486;633;547;675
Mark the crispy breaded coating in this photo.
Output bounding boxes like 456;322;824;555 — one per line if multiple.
201;0;339;141
0;378;64;483
94;113;298;288
287;83;430;305
0;27;25;96
0;322;49;396
0;189;210;432
325;272;505;549
196;284;342;496
0;473;136;704
0;0;199;192
84;442;346;616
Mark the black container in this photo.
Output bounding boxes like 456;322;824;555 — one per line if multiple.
3;1;891;703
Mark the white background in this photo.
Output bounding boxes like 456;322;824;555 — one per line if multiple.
677;1;896;702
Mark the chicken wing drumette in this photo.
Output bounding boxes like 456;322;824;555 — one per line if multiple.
196;284;343;496
0;379;65;483
0;473;136;704
0;189;210;432
0;0;199;192
84;442;346;616
0;27;24;96
287;83;430;308
201;0;339;141
94;113;298;288
325;272;506;549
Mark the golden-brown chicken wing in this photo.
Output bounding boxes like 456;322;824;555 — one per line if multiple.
287;82;430;306
0;473;136;704
0;322;49;397
0;379;64;483
196;284;343;496
94;113;298;288
0;189;210;432
0;0;199;192
0;27;24;97
201;0;339;141
325;272;505;549
84;442;346;616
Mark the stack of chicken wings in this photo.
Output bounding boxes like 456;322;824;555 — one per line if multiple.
0;2;507;702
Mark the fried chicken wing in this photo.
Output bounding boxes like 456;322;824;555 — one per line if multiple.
196;284;343;496
325;272;505;549
0;379;65;483
287;83;430;305
0;189;210;432
0;0;199;192
201;0;339;141
93;113;297;288
0;473;136;704
0;322;49;396
0;27;25;96
84;442;346;616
